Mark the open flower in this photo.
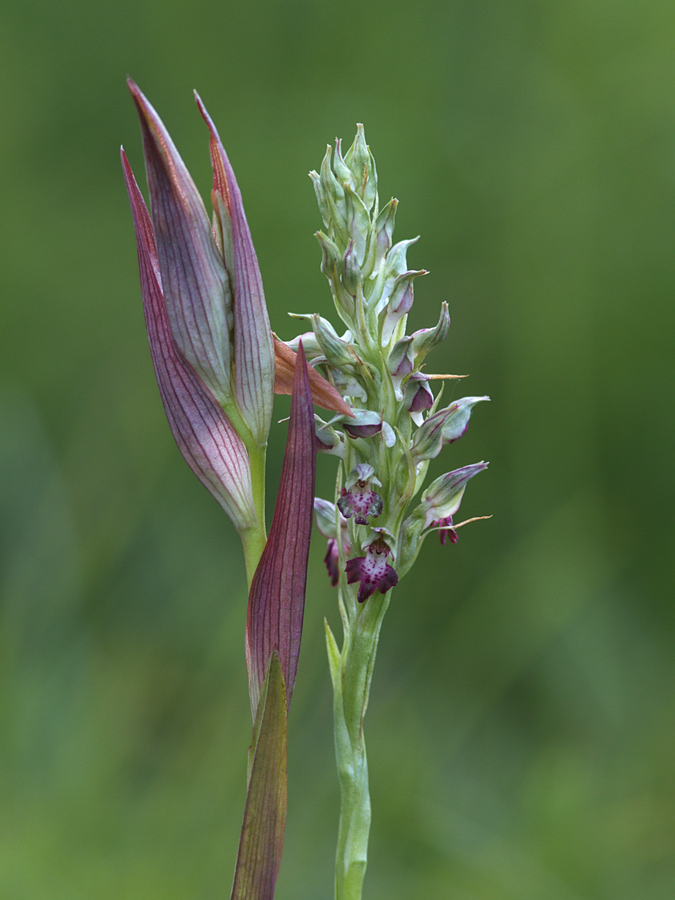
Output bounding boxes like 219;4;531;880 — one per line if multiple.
337;464;383;525
345;538;398;602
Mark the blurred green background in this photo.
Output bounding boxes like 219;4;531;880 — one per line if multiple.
1;0;674;897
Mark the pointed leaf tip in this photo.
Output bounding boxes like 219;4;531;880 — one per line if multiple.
246;342;316;719
128;81;235;408
196;93;275;447
273;336;353;417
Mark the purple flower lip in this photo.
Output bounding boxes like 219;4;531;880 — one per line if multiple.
337;465;383;525
345;539;398;602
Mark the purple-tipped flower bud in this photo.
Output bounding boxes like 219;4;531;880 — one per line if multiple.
337;464;383;525
417;462;489;529
411;396;489;462
410;302;450;363
345;539;398;603
380;270;425;344
388;336;415;399
314;415;345;456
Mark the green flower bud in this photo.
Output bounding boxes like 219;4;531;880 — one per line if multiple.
320;144;348;237
333;138;356;190
373;198;397;272
411;396;489;462
343;125;378;213
345;186;371;267
410;302;450;362
416;462;488;528
309;168;330;230
316;230;342;281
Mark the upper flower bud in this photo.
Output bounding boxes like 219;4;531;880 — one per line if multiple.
411;396;490;461
416;462;489;528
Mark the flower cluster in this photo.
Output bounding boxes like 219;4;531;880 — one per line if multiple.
290;127;489;601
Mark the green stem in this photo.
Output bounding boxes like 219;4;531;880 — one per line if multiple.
332;584;391;900
239;441;267;589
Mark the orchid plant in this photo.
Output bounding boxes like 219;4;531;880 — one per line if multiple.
123;82;488;900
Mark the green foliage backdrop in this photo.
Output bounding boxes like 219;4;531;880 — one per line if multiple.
1;1;674;897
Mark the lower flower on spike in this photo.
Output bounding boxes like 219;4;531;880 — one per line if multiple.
324;538;341;587
345;539;398;602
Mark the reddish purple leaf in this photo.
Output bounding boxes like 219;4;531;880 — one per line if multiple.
245;343;316;718
127;80;234;408
196;93;275;448
122;149;256;532
231;652;287;900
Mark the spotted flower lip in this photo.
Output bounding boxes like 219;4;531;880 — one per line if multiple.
337;463;383;525
345;538;398;602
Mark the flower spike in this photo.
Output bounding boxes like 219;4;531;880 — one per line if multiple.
122;149;257;533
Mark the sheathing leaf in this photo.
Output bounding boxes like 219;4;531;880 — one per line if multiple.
231;653;287;900
245;344;316;718
127;80;233;406
122;150;256;531
196;94;275;447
